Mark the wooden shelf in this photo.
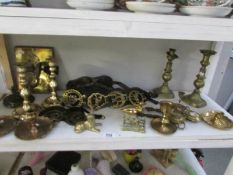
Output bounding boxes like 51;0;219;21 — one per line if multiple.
1;149;206;175
0;92;233;152
0;7;233;41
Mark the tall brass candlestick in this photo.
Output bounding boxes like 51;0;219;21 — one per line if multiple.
14;65;53;140
151;49;178;99
180;50;216;108
43;61;61;107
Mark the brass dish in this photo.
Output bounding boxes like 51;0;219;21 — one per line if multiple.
202;111;233;129
0;116;17;137
15;117;54;140
186;111;202;122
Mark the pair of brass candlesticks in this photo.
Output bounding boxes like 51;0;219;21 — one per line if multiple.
0;61;61;140
152;49;216;108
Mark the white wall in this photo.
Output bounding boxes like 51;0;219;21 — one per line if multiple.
5;35;211;91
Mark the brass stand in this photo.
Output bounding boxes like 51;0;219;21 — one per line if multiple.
14;65;53;140
151;49;178;99
43;61;61;107
180;50;216;108
151;101;177;135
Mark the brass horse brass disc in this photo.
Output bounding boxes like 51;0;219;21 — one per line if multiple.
151;118;177;135
15;117;54;140
0;116;16;137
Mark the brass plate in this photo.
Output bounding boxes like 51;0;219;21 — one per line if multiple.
15;117;54;140
151;118;177;135
0;116;16;137
202;111;233;130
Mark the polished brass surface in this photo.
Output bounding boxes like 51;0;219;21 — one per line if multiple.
180;50;216;108
122;113;145;133
87;93;107;111
151;101;177;134
108;91;127;108
121;105;143;115
151;149;178;168
43;61;61;107
0;116;16;137
74;112;100;133
202;111;233;129
15;47;54;93
151;49;178;99
15;117;54;140
128;90;146;106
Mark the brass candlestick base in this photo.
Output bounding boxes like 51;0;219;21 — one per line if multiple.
151;49;178;99
151;101;177;135
0;116;17;137
180;90;206;108
15;117;53;140
180;50;216;108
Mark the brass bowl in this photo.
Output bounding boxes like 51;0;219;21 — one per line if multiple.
0;116;17;137
202;111;233;130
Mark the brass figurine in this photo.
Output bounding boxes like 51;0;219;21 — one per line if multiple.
151;49;178;99
74;112;100;133
202;111;233;130
151;101;177;134
180;50;216;108
151;149;178;168
43;61;61;107
13;65;53;140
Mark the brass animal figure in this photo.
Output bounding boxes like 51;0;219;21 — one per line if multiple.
74;113;100;133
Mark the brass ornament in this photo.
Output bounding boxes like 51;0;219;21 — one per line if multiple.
122;114;145;133
62;89;85;107
151;49;178;99
121;105;143;115
108;91;127;108
43;61;61;107
180;50;216;108
74;112;100;133
151;101;177;134
128;90;146;106
202;111;233;129
87;93;107;111
0;116;17;137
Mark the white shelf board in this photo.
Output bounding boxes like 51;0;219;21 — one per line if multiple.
5;149;206;175
0;92;233;152
0;7;233;41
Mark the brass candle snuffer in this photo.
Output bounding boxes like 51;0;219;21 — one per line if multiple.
151;49;178;99
180;50;216;108
13;65;53;140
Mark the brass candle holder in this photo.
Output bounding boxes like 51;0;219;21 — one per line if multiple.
13;65;53;140
151;49;178;99
151;101;177;134
43;61;61;108
180;50;216;108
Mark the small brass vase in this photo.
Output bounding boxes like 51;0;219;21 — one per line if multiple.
180;50;216;108
43;61;61;108
151;49;178;99
151;101;177;134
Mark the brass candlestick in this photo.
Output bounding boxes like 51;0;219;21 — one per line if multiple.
151;101;177;134
14;65;53;140
43;61;61;108
180;50;216;108
151;49;178;99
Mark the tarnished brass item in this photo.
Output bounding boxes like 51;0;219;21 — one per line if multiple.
0;116;17;137
62;89;85;107
122;114;145;133
108;91;127;108
151;49;178;99
74;112;100;133
13;65;53;140
15;117;54;140
202;111;233;129
43;61;61;107
87;93;107;111
128;90;146;106
151;101;177;134
151;149;178;168
180;50;216;108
